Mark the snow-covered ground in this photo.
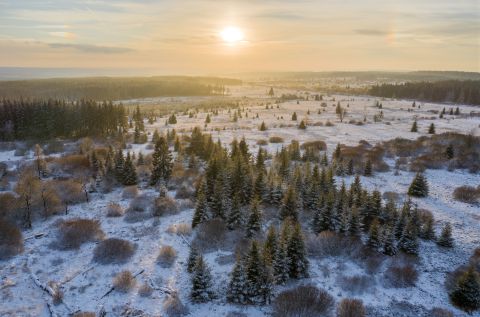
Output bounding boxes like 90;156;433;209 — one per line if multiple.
1;85;479;316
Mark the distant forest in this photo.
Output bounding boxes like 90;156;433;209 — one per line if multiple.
369;80;480;105
0;99;127;140
0;76;242;101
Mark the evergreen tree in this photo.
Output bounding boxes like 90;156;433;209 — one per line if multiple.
420;215;436;240
245;241;269;304
445;144;454;160
347;159;354;175
152;129;160;144
364;159;372;176
246;199;262;238
399;221;419;255
137;151;145;166
187;245;199;273
411;120;418;132
454;107;460;115
286;222;309;279
263;225;277;266
150;136;173;186
367;219;381;250
348;207;361;237
122;152;137;185
227;194;243;230
205;114;211;124
298;120;307;129
259;121;267;131
190;255;215;303
437;222;454;248
449;267;480;313
280;186;299;221
383;227;397;256
253;171;267;203
227;257;247;304
192;182;209;228
268;87;274;97
428;123;436;134
114;149;125;183
273;222;290;285
292;112;297;121
408;173;429;197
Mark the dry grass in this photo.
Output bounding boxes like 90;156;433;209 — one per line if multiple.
113;270;136;292
93;238;135;264
55;218;104;250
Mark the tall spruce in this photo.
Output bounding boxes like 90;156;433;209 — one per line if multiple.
286;222;309;279
150;136;173;186
246;199;262;238
408;173;429;197
190;255;215;303
437;222;454;248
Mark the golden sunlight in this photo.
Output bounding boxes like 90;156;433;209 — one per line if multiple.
220;26;244;44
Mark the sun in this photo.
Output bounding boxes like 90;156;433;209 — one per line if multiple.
220;26;244;44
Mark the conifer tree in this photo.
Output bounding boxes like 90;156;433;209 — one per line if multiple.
428;123;436;134
408;173;429;197
187;245;199;273
245;241;267;304
364;159;372;176
411;120;418;132
273;222;290;285
227;257;247;304
253;171;267;203
122;152;138;185
150;136;173;186
152;129;160;144
454;107;460;115
420;215;436;240
347;159;354;175
268;87;274;97
449;267;480;313
114;149;125;183
286;222;309;279
348;207;361;237
367;219;381;250
137;151;145;166
227;194;243;230
205;114;211;124
280;186;299;221
192;182;209;228
246;199;262;238
263;226;277;266
292;112;297;121
259;121;267;131
190;255;215;303
399;221;419;255
383;227;397;256
445;144;454;159
437;222;454;248
298;120;307;129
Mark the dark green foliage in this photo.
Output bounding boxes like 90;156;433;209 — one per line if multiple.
411;121;418;132
245;241;272;304
192;181;209;228
408;173;429;197
280;186;299;221
227;257;247;304
263;226;277;266
383;228;397;256
298;120;307;130
187;245;199;273
364;159;372;176
259;121;267;131
445;144;454;159
428;123;436;134
367;220;381;250
122;152;137;186
246;199;262;238
437;223;454;248
227;194;243;230
449;267;480;313
190;255;215;303
399;221;419;255
286;222;309;279
150;136;173;186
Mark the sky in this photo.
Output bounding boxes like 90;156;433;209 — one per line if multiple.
0;0;479;74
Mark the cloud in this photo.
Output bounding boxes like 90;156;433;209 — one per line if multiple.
355;29;388;36
49;31;76;39
48;43;133;54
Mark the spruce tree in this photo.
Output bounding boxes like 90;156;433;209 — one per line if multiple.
192;183;209;228
454;107;460;115
280;186;299;221
253;172;267;203
383;227;397;256
298;120;307;130
122;152;138;185
347;159;354;175
273;221;290;285
245;241;266;304
205;114;211;124
292;112;297;121
428;123;436;134
286;222;309;279
411;120;418;132
137;151;145;166
227;194;243;230
348;207;361;237
246;199;262;238
227;257;247;304
114;149;125;183
190;255;215;303
364;159;372;176
445;144;454;160
263;225;277;266
420;215;436;240
150;136;173;186
367;219;381;250
408;173;429;197
449;267;480;313
437;222;454;248
259;121;267;131
399;221;419;255
187;245;199;273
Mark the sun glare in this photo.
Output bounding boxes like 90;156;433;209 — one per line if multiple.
220;26;244;44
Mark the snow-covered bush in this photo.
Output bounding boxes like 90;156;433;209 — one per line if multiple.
138;282;153;297
153;195;178;217
453;185;479;204
55;218;103;250
163;293;189;317
157;245;177;268
93;238;135;264
337;298;366;317
113;270;136;292
106;202;124;217
273;285;334;317
0;219;23;259
122;185;138;199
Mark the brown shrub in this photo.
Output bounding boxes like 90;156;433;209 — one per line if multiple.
256;139;268;146
273;285;334;317
175;185;194;199
195;219;227;251
122;186;138;199
72;312;96;317
325;120;334;127
113;270;136;292
153;196;178;217
56;218;104;250
0;220;23;259
53;179;86;205
163;293;189;317
157;245;177;268
138;282;153;297
93;238;135;264
429;308;454;317
0;192;19;220
384;264;418;287
453;185;479;204
301;140;327;152
269;136;284;143
307;231;363;258
106;202;124;217
54;155;90;173
337;298;366;317
124;195;152;222
338;275;373;295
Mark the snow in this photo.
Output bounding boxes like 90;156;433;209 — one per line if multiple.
1;85;479;316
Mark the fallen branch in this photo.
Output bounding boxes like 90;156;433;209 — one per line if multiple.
100;269;145;299
24;232;46;241
61;266;94;285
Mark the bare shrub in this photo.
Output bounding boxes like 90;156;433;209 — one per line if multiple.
163;293;189;317
257;139;268;146
325;120;334;127
195;219;227;251
167;223;192;236
53;179;86;205
453;185;479;204
307;231;363;258
301;140;327;152
0;192;19;220
383;191;400;202
384;264;418;288
273;285;334;317
429;308;454;317
113;270;136;292
72;312;96;317
55;218;103;250
138;282;153;297
338;275;373;295
54;155;90;173
124;195;151;222
269;136;284;143
0;220;23;259
157;245;177;268
106;202;124;217
93;238;135;264
175;184;194;199
337;298;366;317
122;186;138;199
153;196;178;217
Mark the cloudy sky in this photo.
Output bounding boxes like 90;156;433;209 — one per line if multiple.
0;0;479;74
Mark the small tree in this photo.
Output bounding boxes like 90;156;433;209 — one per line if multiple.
428;123;436;134
383;228;397;256
298;120;307;130
410;121;418;132
437;222;454;248
227;257;247;304
150;137;173;186
449;267;480;313
445;144;454;160
364;160;372;177
246;199;262;238
280;186;298;221
187;245;199;273
399;221;419;255
408;173;429;197
190;255;215;303
367;220;381;250
286;222;309;279
292;112;297;121
259;121;267;131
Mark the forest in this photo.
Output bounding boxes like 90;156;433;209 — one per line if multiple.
0;76;242;100
369;80;480;105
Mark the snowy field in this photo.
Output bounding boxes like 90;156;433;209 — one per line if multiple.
1;84;479;317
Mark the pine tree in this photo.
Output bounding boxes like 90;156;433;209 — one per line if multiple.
420;215;436;240
445;144;454;160
190;255;215;303
449;267;480;313
399;221;419;255
227;257;247;304
298;120;307;130
122;152;137;185
192;182;209;228
268;87;274;97
187;245;199;273
280;186;299;221
205;114;211;124
286;222;309;279
263;226;277;266
259;121;267;131
227;194;243;230
292;112;297;121
408;173;429;197
273;221;290;285
152;129;160;144
437;222;454;248
428;123;436;134
114;149;125;183
454;107;460;115
367;219;381;250
348;207;361;237
246;199;262;238
253;171;267;202
411;120;418;132
364;159;372;176
137;151;145;166
150;136;173;186
383;227;397;256
347;159;354;175
245;241;268;304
